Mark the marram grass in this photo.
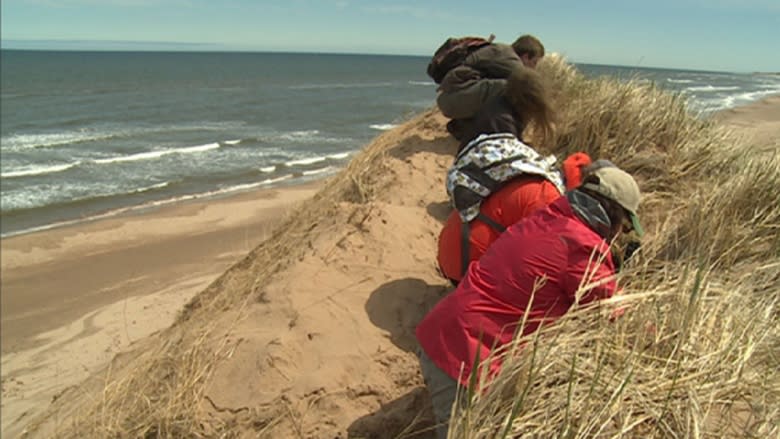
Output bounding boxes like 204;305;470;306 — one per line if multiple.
447;56;779;439
449;263;778;438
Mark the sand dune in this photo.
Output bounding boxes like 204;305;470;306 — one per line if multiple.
3;91;778;438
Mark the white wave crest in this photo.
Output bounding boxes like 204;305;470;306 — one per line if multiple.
1;122;246;151
302;166;336;176
692;87;780;113
370;124;397;131
277;130;320;142
685;85;741;92
268;130;352;145
285;156;327;167
1;131;118;150
289;82;395;90
1;162;80;178
93;142;220;164
259;174;295;185
132;181;170;193
666;79;694;84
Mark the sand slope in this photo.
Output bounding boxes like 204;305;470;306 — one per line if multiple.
17;110;457;438
199;111;457;438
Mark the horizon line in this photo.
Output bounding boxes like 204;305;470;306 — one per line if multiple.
1;40;762;74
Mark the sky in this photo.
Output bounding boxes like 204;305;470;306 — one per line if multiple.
1;0;779;73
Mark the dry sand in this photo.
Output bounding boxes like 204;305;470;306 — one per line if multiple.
1;95;777;438
712;94;780;152
1;185;317;437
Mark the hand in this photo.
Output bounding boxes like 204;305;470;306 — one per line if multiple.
623;241;641;263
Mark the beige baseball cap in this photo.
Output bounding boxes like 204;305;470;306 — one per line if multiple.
582;166;643;236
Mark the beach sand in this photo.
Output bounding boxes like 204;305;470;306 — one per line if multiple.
2;95;778;438
713;94;780;152
1;184;317;437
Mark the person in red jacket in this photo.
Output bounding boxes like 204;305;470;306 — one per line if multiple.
437;152;594;285
418;165;643;438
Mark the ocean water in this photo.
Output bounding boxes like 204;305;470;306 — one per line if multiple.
2;51;778;237
577;63;780;113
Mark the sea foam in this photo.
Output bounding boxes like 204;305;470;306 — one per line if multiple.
93;142;220;164
1;162;80;178
370;124;397;131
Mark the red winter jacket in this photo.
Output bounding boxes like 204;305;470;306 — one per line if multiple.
417;195;617;387
437;175;561;283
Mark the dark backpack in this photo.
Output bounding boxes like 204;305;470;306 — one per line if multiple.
426;35;495;84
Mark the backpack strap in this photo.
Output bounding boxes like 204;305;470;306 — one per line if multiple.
460;212;507;277
476;212;506;233
460;220;472;277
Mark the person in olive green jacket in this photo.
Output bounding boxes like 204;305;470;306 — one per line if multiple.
436;34;545;123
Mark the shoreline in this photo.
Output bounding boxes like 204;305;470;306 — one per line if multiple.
0;172;340;240
711;94;780;150
1;181;320;353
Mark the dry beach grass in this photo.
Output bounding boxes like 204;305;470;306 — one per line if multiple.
17;56;780;438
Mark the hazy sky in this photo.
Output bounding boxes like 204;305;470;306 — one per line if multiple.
2;0;779;72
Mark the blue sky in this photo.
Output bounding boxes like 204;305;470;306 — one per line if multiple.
2;0;779;72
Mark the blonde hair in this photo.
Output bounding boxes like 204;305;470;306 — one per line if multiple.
505;66;556;148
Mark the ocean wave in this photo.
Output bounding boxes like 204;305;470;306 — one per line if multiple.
93;142;220;164
685;85;741;92
301;166;336;177
730;88;780;105
327;152;351;160
133;181;171;193
1;162;80;178
277;130;321;141
408;80;435;86
0;181;189;238
693;87;780;113
370;124;397;131
223;139;242;145
285;156;328;167
258;151;350;174
283;150;353;167
270;130;352;145
666;79;694;84
1;177;172;213
259;174;295;186
1;130;120;150
2;122;247;151
1;156;345;237
288;82;396;90
0;175;298;238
